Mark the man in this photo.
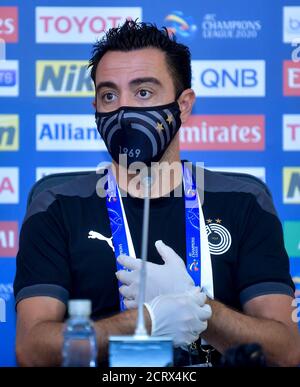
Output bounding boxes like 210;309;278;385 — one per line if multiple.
14;21;300;367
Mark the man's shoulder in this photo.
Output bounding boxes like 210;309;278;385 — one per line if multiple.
192;164;276;216
25;171;105;222
201;167;266;195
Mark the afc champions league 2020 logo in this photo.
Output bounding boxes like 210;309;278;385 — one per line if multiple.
188;208;232;256
164;11;197;39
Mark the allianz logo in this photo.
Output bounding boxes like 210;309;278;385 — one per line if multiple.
36;115;105;151
38;122;99;141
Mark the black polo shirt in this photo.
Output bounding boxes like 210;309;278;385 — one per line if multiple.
14;163;295;364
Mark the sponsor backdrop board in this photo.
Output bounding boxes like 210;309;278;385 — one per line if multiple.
0;0;299;366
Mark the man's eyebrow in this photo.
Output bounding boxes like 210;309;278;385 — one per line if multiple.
95;81;118;94
129;77;162;87
95;77;162;94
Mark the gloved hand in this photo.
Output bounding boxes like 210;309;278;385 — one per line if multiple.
116;240;195;308
144;287;212;347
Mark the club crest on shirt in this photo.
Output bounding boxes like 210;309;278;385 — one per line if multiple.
205;219;232;255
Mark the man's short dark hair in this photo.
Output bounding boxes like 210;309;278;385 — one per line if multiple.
89;20;191;97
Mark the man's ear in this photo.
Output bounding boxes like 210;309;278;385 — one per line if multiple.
177;89;196;124
92;100;96;109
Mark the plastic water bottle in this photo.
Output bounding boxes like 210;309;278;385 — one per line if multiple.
62;299;97;367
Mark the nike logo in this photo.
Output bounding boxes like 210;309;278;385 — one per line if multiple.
88;230;115;252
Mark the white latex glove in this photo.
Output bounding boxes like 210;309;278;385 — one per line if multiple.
144;287;212;347
116;240;195;308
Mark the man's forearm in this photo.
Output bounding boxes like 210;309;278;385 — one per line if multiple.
17;307;151;367
16;320;64;367
95;307;151;363
202;299;299;366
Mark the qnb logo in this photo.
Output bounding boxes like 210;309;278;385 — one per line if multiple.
201;69;258;87
283;168;300;204
192;60;265;97
180;115;264;150
283;61;300;96
36;61;94;97
0;297;5;323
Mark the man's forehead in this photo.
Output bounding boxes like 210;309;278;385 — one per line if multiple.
95;48;168;80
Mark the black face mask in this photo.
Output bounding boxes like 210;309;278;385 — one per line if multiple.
95;101;182;167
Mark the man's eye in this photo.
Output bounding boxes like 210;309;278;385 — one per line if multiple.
138;89;152;98
102;92;116;102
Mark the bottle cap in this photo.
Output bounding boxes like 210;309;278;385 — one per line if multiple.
68;300;91;317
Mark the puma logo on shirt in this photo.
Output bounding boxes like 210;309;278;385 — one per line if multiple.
88;230;115;252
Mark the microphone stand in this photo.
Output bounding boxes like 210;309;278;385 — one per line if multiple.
135;167;152;336
108;166;173;367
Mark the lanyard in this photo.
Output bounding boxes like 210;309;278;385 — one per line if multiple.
182;164;214;299
182;164;202;286
105;165;214;312
105;169;136;311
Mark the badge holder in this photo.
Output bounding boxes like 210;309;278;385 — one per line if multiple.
109;168;173;367
185;341;215;367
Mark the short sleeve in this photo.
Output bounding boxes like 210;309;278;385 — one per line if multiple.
14;192;71;307
237;190;295;305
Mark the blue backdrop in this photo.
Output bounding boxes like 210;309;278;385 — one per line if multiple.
0;0;299;366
